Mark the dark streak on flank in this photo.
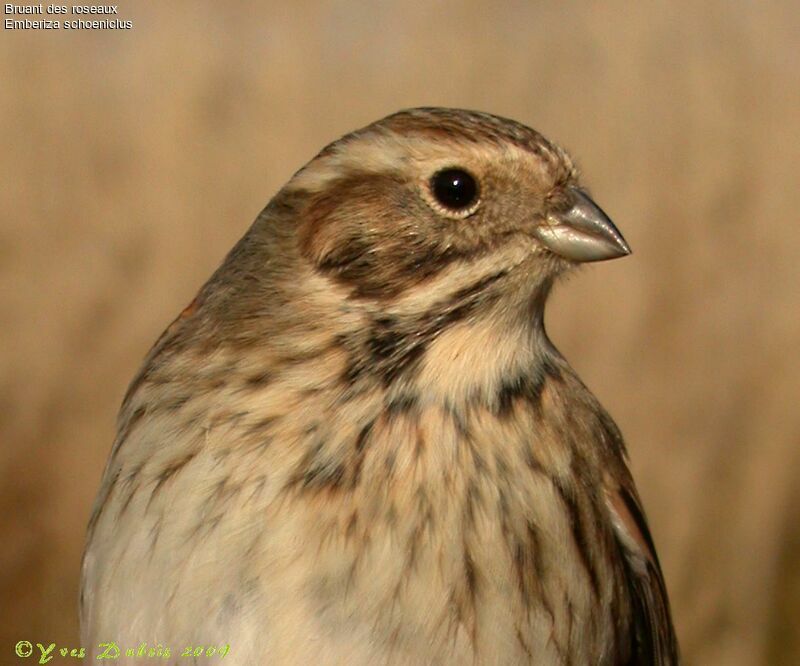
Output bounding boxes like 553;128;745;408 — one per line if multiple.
147;512;165;556
118;291;206;412
149;451;198;508
113;405;146;455
447;403;470;440
345;511;359;541
383;450;396;477
565;600;576;666
351;420;376;488
413;425;426;461
293;460;346;493
163;395;191;411
525;519;557;630
245;475;267;506
246;415;279;435
85;467;121;538
464;550;477;603
286;434;344;493
242;436;272;456
285;420;376;495
462;547;479;646
465;437;488;478
355;421;374;454
496;470;555;626
516;626;533;660
402;488;432;579
523;444;546;476
244;370;272;387
553;476;602;600
464;479;481;528
386;393;417;416
116;462;145;518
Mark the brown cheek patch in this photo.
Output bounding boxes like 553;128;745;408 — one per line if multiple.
298;174;466;300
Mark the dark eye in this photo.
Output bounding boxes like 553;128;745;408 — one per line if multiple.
430;168;479;212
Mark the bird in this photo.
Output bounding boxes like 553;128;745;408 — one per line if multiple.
80;107;678;665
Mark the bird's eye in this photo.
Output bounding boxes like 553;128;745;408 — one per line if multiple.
429;168;479;216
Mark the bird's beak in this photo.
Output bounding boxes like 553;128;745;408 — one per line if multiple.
533;188;631;262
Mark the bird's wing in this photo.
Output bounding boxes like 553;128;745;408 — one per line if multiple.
605;475;680;665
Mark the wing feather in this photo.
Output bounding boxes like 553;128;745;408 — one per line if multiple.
605;478;680;665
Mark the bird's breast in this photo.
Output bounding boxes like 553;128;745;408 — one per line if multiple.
84;338;628;664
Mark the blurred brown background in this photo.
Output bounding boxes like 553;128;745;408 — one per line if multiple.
2;1;798;663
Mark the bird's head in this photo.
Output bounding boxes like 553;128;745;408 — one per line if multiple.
189;108;630;401
287;107;629;312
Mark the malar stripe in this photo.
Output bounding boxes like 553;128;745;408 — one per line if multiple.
494;373;546;415
340;269;509;387
378;269;509;385
379;343;426;385
492;353;561;415
418;268;509;337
